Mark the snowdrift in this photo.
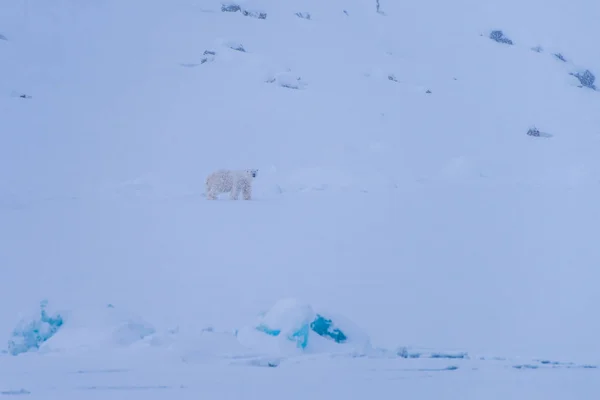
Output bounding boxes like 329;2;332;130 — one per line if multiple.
5;299;370;359
6;301;155;355
236;298;371;356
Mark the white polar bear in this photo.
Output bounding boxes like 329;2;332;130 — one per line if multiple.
205;169;258;200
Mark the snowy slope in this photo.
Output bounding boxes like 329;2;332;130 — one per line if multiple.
1;0;600;397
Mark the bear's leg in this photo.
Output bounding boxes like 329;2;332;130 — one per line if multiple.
243;184;252;200
230;185;240;200
206;189;216;200
206;177;216;200
206;181;218;199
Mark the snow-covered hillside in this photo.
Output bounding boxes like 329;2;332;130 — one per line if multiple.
1;0;599;398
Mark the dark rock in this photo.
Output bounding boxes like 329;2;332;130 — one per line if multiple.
221;3;241;12
221;3;266;19
242;10;267;19
489;30;513;45
199;50;216;65
554;53;567;62
527;127;540;137
230;44;245;52
295;12;311;20
570;70;596;90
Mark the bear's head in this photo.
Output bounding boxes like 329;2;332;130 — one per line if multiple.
246;169;258;178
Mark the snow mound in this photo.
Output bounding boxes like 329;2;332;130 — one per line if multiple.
43;304;155;352
236;298;371;356
6;303;156;355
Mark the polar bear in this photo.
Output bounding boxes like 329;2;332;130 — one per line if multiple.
206;169;258;200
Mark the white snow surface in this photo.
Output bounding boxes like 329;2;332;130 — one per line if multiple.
1;0;600;398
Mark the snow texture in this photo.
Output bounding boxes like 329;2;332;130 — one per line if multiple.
37;304;156;352
1;0;600;398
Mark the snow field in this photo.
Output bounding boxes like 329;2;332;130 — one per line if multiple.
1;0;599;398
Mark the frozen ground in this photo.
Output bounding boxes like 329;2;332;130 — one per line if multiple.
1;348;597;400
1;0;599;398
